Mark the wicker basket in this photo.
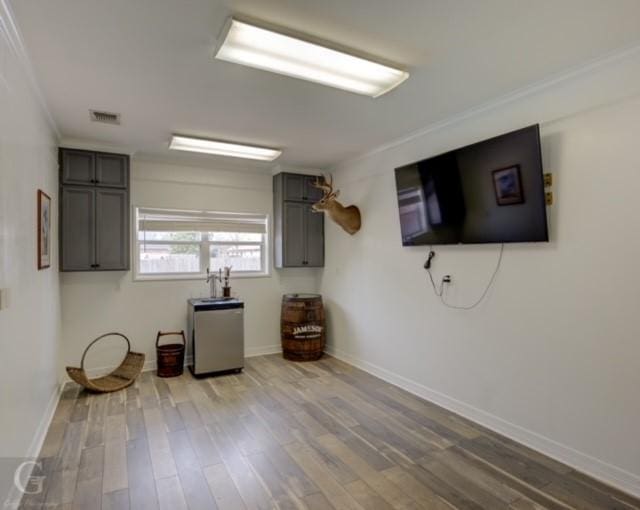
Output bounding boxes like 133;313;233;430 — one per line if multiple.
66;333;145;393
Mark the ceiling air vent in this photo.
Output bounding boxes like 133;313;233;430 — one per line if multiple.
89;110;121;125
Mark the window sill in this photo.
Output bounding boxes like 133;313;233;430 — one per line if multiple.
133;272;271;282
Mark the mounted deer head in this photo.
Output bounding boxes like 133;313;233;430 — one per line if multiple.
312;174;361;235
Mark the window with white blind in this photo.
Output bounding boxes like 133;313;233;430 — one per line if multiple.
134;207;268;280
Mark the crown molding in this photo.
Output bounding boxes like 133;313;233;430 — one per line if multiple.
59;137;137;157
334;41;640;170
0;0;60;138
270;164;325;176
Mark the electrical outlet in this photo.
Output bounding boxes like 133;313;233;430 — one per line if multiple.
544;173;553;187
545;191;553;205
0;288;9;310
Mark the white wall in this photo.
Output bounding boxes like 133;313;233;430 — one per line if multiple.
0;4;61;503
60;160;320;373
320;52;640;495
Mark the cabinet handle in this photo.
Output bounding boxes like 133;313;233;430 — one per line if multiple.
91;263;101;268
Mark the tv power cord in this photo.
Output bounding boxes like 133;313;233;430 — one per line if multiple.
424;244;504;310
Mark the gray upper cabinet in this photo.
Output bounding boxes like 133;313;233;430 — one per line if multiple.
61;187;95;271
59;148;130;271
274;172;324;268
282;202;306;267
95;189;129;270
61;149;95;185
282;173;324;203
305;205;324;267
96;153;128;188
283;174;306;201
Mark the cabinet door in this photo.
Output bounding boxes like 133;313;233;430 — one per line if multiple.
96;153;128;188
283;174;306;201
95;189;129;270
60;149;95;185
273;174;284;268
305;205;324;267
61;187;95;271
305;175;324;203
283;202;306;267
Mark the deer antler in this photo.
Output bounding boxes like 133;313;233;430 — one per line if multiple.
313;174;333;194
315;175;339;204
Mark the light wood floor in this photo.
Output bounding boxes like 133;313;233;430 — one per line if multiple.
21;354;639;510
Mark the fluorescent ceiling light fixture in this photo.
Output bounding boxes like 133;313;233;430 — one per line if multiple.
215;19;409;98
169;135;282;161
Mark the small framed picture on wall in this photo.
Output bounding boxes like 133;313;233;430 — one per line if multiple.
492;165;524;206
38;190;51;270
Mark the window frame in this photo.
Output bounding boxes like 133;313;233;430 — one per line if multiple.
133;206;270;281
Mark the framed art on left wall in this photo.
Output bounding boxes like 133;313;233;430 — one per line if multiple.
37;190;51;269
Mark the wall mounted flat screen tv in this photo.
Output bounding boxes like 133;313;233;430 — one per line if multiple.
394;125;549;245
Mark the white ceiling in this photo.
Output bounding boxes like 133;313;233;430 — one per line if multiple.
11;0;640;169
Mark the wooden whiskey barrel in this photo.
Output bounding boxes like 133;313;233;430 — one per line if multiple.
281;294;325;361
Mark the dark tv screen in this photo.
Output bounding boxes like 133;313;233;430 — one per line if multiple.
394;125;548;245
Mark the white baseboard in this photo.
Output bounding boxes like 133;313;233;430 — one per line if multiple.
246;344;282;357
28;383;64;458
325;344;640;499
82;355;194;378
76;345;282;381
4;382;64;509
